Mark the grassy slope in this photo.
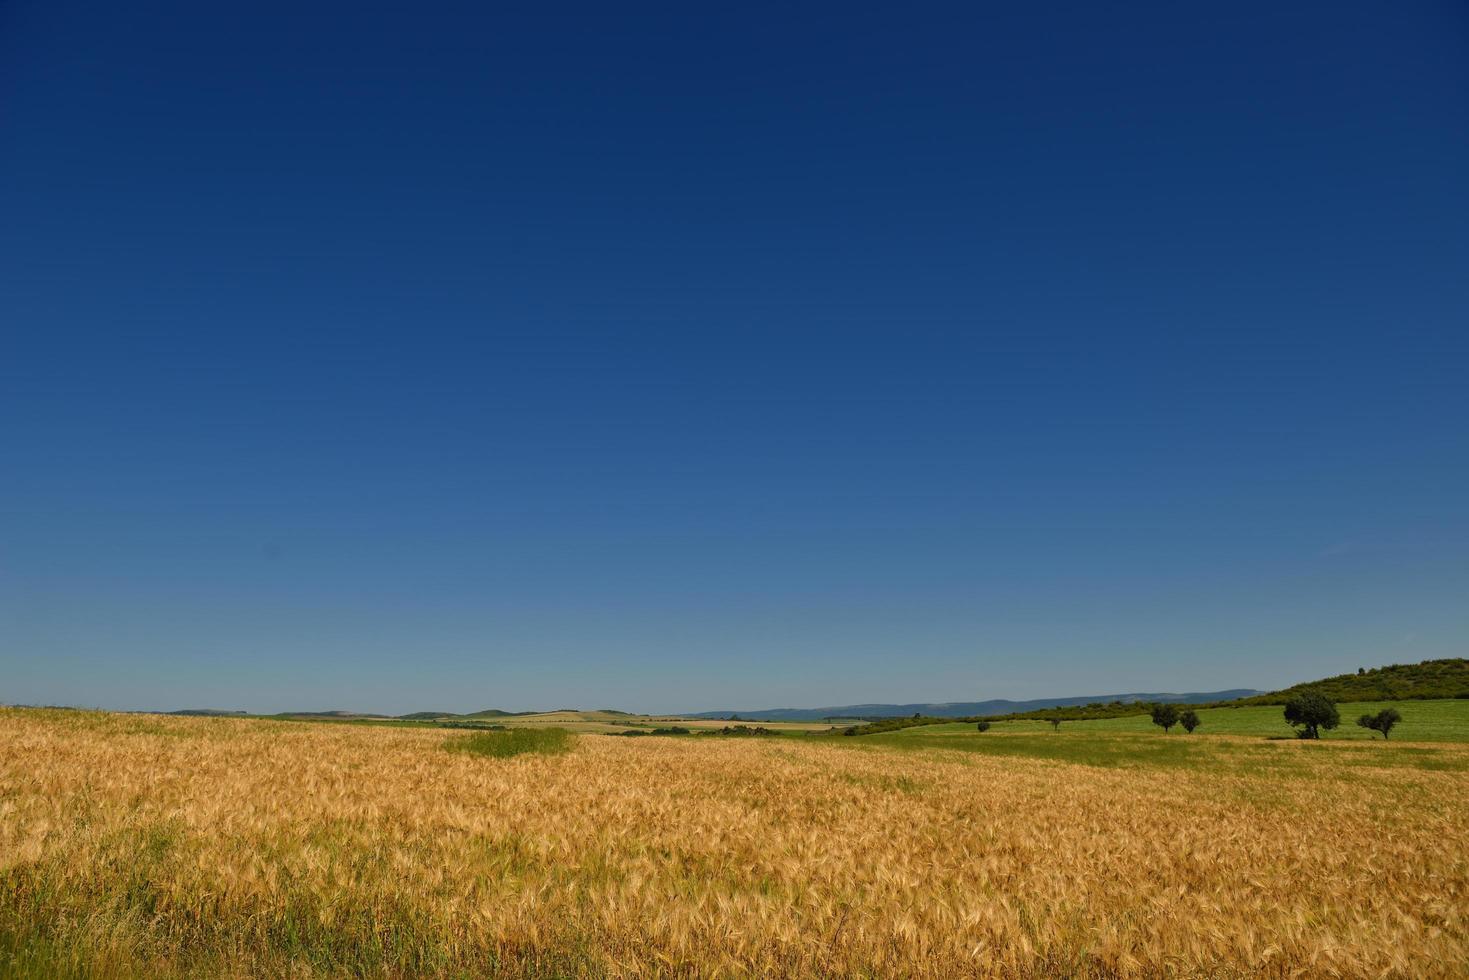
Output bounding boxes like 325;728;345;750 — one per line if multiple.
843;658;1469;736
859;728;1469;773
883;698;1469;742
1234;658;1469;704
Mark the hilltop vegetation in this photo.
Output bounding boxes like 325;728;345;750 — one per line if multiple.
1234;658;1469;705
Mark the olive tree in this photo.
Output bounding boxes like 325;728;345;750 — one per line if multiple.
1150;703;1180;733
1284;692;1339;739
1356;708;1401;740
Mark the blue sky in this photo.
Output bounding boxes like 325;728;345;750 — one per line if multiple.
2;1;1466;713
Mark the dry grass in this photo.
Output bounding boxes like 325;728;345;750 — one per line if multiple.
1;708;1465;978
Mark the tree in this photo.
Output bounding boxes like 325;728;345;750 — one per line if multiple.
1179;709;1201;734
1357;708;1401;740
1047;714;1062;732
1150;703;1181;733
1284;692;1339;739
975;721;991;732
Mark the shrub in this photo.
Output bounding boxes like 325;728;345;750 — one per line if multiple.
1356;708;1401;740
1283;692;1339;739
975;721;991;733
444;727;573;758
1179;710;1201;734
1150;704;1180;733
841;716;945;736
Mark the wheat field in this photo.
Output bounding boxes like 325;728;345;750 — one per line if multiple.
1;709;1465;978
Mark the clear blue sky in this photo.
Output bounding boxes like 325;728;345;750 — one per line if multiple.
2;1;1466;714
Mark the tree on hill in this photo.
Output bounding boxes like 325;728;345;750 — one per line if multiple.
1356;708;1401;740
1239;658;1468;706
1179;709;1201;733
1150;703;1181;733
975;721;991;732
1284;692;1339;739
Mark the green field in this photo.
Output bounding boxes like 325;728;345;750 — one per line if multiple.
862;729;1469;773
883;698;1469;742
851;699;1469;773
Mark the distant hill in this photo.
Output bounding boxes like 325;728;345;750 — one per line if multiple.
1236;658;1469;705
397;709;529;720
165;707;546;721
687;690;1262;722
272;710;393;720
156;660;1467;727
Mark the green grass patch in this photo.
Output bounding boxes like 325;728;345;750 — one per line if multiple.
858;729;1469;774
865;730;1216;769
444;727;574;758
881;699;1469;742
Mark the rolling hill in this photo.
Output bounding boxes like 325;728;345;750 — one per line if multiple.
686;690;1261;722
1233;658;1469;704
157;660;1467;727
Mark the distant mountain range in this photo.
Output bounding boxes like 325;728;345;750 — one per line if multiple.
166;707;634;720
113;660;1469;721
684;690;1263;722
